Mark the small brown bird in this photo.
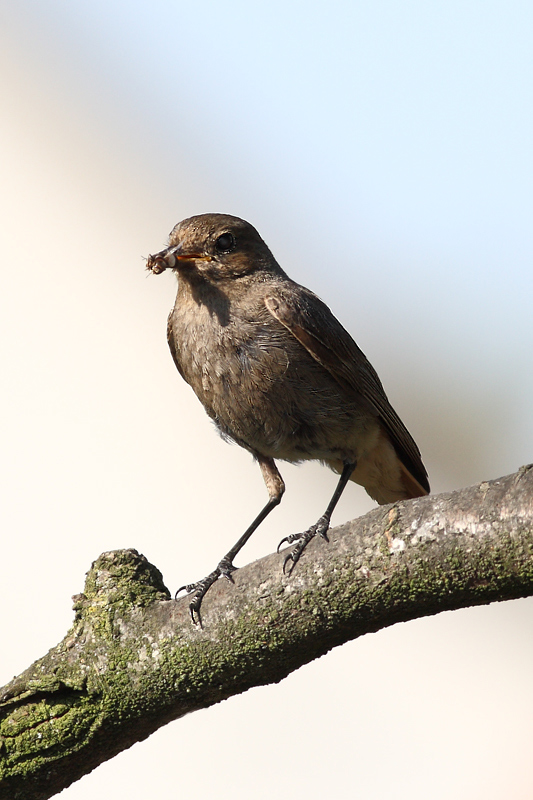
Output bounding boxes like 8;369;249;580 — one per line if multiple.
147;214;429;623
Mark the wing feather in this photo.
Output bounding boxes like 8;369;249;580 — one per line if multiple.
264;287;429;493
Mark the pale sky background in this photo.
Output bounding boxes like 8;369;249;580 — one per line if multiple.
1;1;533;798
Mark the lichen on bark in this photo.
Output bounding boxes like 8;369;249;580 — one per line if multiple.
1;467;532;800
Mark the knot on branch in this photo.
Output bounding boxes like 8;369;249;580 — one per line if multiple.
74;549;170;621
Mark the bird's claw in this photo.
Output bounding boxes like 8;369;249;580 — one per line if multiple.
283;550;298;576
279;516;331;574
175;559;238;626
277;534;296;553
175;582;197;596
282;532;314;575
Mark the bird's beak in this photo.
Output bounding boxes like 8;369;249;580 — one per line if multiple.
146;245;205;275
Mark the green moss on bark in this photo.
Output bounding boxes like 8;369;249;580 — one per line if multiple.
1;470;533;799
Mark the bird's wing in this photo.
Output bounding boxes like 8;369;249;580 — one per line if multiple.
264;286;429;493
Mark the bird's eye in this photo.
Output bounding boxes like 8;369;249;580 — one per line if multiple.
214;232;236;254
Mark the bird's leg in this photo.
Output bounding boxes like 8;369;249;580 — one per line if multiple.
176;457;285;625
278;460;356;575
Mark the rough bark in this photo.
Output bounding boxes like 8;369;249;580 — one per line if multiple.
1;466;532;799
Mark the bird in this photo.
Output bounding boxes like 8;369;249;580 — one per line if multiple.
147;213;429;623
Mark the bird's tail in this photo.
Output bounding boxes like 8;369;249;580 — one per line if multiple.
326;428;429;506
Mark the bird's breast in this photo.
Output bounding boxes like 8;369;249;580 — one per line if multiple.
169;293;376;463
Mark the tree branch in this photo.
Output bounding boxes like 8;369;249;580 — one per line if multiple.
1;467;533;799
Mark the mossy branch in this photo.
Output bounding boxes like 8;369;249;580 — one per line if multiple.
1;466;533;799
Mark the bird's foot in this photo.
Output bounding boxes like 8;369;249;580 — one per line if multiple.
277;515;330;575
176;557;237;626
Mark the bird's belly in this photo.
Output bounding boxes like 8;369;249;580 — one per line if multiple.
180;329;378;464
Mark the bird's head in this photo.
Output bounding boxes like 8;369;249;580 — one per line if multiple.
147;214;281;283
